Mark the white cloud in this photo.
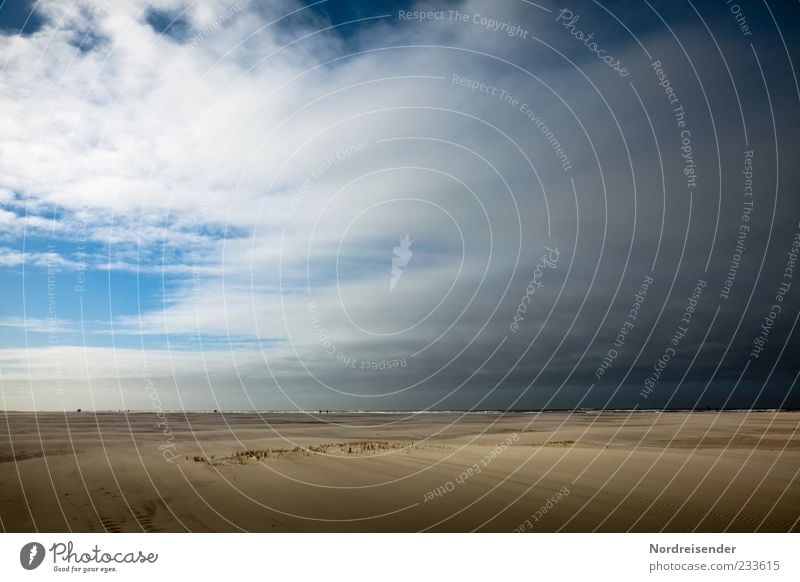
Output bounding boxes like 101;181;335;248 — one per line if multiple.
0;247;82;269
0;316;75;333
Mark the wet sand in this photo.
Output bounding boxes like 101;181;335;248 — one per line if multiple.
1;410;798;532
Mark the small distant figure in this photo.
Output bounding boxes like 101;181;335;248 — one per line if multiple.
77;408;81;413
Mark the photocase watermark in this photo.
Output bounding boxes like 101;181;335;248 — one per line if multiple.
510;247;560;333
749;222;799;359
720;150;755;301
390;234;413;292
20;540;158;573
514;486;571;531
450;74;573;173
143;372;178;463
651;59;698;191
423;433;519;502
20;542;46;570
152;2;251;86
306;301;407;370
555;8;628;77
74;202;89;294
641;279;707;399
46;245;66;398
726;0;753;37
397;9;448;22
594;274;654;381
48;541;157;574
358;358;408;371
449;9;530;39
284;141;369;221
131;1;252;122
517;101;573;173
398;9;530;39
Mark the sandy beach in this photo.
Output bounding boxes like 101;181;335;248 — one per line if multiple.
1;411;798;532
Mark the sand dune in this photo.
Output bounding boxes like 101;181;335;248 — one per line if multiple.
0;411;798;532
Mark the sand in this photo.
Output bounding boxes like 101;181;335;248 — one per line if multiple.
0;410;798;532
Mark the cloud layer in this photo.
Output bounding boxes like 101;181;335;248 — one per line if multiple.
1;0;799;411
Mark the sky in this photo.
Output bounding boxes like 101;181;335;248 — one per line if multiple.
0;0;799;411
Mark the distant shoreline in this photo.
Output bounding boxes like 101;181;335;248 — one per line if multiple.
2;408;799;414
